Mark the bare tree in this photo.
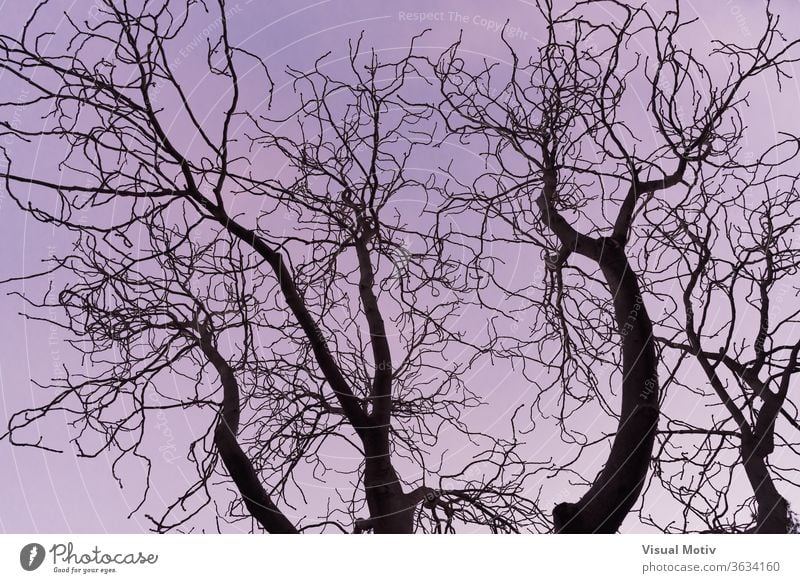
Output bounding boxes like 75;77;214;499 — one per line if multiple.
643;142;800;533
0;0;542;533
2;0;800;535
433;0;800;533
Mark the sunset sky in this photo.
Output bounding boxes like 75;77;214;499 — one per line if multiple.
1;0;798;533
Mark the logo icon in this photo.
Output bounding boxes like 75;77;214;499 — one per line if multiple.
20;543;46;571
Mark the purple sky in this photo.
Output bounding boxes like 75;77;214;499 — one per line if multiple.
1;0;799;533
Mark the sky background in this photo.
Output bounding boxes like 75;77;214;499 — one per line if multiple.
1;0;799;533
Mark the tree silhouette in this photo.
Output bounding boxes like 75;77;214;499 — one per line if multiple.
432;0;800;532
646;142;800;533
0;0;540;533
1;0;799;534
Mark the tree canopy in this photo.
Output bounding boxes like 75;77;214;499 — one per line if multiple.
1;0;799;533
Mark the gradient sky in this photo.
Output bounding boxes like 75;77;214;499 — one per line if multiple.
1;0;799;533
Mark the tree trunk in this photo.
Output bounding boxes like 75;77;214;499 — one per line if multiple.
362;431;415;534
198;325;298;534
214;426;299;534
742;433;790;533
554;239;659;533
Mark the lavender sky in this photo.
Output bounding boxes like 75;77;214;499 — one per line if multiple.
1;0;799;533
